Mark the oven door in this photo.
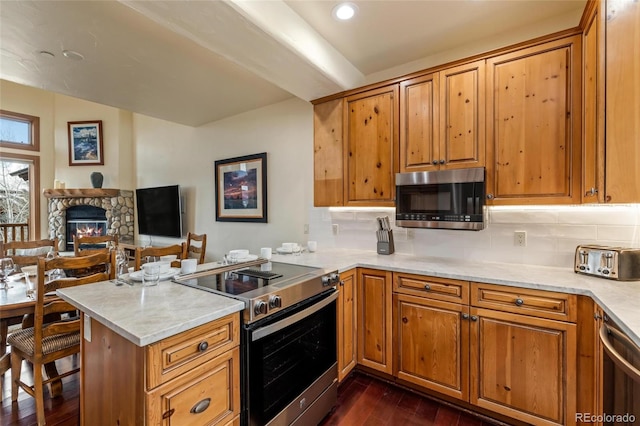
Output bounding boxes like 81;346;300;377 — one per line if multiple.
242;289;338;426
600;317;640;425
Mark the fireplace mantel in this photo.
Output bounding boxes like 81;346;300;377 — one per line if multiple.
43;188;120;199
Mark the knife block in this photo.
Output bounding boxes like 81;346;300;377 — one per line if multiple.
376;230;395;255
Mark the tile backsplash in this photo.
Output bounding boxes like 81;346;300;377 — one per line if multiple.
308;204;640;268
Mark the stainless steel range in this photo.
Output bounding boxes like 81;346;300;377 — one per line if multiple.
174;261;340;426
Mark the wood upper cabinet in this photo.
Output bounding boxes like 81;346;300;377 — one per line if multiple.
400;61;485;173
604;0;640;202
337;269;357;382
357;268;393;374
314;98;344;206
344;85;399;206
582;1;605;203
486;35;582;205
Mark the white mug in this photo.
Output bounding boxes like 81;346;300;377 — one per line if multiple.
181;258;197;274
307;241;317;252
260;247;272;259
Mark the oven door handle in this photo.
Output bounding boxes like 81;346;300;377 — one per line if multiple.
599;323;640;383
252;291;338;341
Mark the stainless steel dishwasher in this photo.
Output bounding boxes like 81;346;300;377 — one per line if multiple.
600;314;640;425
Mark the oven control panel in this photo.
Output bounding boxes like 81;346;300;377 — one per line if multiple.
248;271;340;323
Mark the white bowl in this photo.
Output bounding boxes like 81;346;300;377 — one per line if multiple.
228;249;249;260
143;261;171;273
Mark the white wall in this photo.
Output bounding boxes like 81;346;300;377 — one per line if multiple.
132;98;313;259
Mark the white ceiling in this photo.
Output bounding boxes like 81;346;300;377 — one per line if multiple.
0;0;586;127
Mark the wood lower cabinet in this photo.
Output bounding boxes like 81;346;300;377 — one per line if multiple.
81;312;240;425
389;274;580;426
394;293;469;400
357;268;392;374
337;269;357;382
469;307;577;426
486;35;582;205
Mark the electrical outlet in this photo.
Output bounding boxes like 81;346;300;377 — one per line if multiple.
304;224;309;234
514;231;527;247
332;224;339;235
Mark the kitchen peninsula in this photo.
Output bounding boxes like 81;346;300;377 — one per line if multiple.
58;249;640;426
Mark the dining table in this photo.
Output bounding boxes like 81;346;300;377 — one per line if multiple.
1;273;63;397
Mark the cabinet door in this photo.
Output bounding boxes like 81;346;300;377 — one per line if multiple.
439;60;485;170
394;294;469;400
582;1;605;203
605;0;640;202
314;98;344;206
357;268;393;374
486;36;582;205
470;308;577;426
344;85;399;206
147;347;240;426
399;73;440;172
337;269;357;382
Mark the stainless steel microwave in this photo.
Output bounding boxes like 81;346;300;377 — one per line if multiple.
395;168;486;230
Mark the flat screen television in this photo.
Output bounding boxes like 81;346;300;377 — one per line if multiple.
135;185;183;238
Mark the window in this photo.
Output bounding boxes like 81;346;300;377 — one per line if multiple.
0;109;41;242
0;110;40;151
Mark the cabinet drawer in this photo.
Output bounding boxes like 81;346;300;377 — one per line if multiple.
147;313;240;389
394;272;469;304
147;347;240;426
471;282;576;322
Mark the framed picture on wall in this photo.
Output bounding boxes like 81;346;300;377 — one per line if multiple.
215;152;267;223
67;120;104;166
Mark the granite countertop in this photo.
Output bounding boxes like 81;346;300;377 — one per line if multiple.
271;248;640;347
57;279;244;347
57;249;640;349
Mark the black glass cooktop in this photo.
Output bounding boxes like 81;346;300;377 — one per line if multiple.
175;262;322;297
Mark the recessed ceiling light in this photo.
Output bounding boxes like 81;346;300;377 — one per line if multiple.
332;2;358;21
62;50;84;61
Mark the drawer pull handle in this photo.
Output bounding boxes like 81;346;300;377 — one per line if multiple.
191;398;211;414
424;284;431;291
471;315;478;322
198;341;209;352
462;313;469;320
515;298;524;306
162;408;175;419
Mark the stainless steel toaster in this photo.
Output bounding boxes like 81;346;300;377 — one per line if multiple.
574;245;640;281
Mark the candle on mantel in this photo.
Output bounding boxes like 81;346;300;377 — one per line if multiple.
54;179;60;189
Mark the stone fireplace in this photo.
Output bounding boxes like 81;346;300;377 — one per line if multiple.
44;188;135;252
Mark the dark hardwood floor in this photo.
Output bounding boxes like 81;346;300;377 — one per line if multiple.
320;372;503;426
1;356;80;426
2;356;503;426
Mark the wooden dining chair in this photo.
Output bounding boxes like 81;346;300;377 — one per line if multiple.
134;242;186;271
73;234;118;256
1;238;59;268
8;251;116;426
184;232;207;264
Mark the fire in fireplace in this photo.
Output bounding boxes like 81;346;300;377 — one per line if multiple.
65;205;108;251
